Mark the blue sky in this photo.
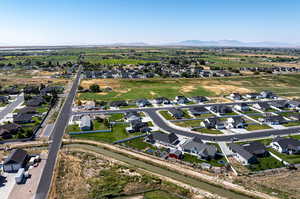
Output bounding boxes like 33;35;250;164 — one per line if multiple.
1;0;300;45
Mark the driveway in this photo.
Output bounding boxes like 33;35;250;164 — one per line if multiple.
0;94;24;122
0;172;17;199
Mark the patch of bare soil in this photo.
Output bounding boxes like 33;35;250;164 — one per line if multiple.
181;85;196;93
81;79;121;89
0;78;68;86
203;85;252;95
234;169;300;199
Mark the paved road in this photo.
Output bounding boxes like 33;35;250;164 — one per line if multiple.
72;100;300;142
72;99;284;116
34;66;82;199
0;94;24;121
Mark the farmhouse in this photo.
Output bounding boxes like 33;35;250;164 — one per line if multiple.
271;137;300;154
3;149;28;172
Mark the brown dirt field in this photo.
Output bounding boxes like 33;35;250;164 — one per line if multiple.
235;170;300;199
203;85;252;95
0;78;69;86
181;85;196;93
218;57;241;61
80;79;121;89
259;61;300;68
233;53;298;58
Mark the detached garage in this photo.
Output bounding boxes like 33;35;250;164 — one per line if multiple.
3;149;28;172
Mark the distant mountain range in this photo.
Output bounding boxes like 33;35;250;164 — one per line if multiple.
108;40;300;48
1;40;299;48
169;40;299;47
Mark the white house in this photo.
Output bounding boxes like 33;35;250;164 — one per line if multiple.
79;115;91;130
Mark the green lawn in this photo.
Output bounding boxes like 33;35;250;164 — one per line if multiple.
269;149;300;164
181;109;192;119
70;123;142;143
247;156;284;171
245;124;272;131
122;137;155;151
36;106;49;114
194;113;215;118
173;120;201;127
78;78;214;101
183;153;226;167
108;113;124;121
193;128;223;134
159;111;174;120
144;190;181;199
283;121;300;127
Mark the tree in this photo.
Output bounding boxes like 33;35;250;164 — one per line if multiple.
89;84;100;92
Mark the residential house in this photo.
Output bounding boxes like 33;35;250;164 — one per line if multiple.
242;142;268;157
260;91;276;99
25;96;44;107
175;96;190;104
124;111;141;122
234;103;249;112
253;102;271;111
210;105;232;114
136;99;151;107
229;93;242;101
18;107;37;114
126;120;151;133
269;101;289;109
228;143;257;165
180;137;218;160
290;114;300;121
110;100;128;107
13;113;34;124
154;97;171;105
287;100;300;110
147;132;179;147
168;148;183;159
0;123;21;139
169;108;184;119
0;96;9;104
262;115;287;125
271;137;300;154
226;117;246;128
189;107;210;116
244;93;261;99
3;149;28;172
201;117;225;129
190;96;208;103
79;115;91;130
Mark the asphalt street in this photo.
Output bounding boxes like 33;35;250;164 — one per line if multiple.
34;66;82;199
72;100;300;142
0;94;24;121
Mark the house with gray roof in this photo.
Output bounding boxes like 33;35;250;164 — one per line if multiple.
180;137;217;160
228;143;257;165
147;132;179;147
169;108;184;119
3;149;28;172
201;117;225;129
189;107;210;116
136;98;151;107
263;115;287;125
79;115;91;130
226;116;246;128
271;137;300;154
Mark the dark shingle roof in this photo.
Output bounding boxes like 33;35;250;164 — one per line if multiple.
228;143;255;161
148;132;178;145
4;149;28;165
